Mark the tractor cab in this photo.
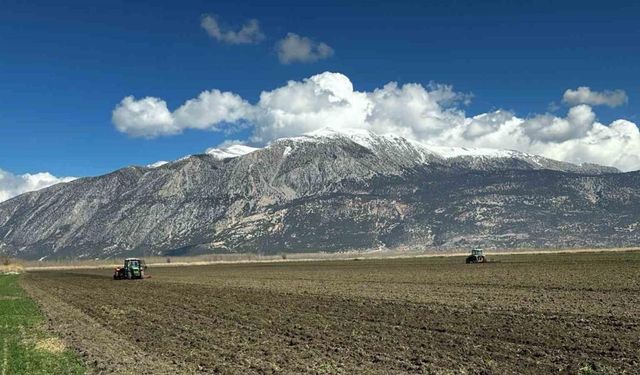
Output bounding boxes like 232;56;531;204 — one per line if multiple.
114;258;147;280
466;248;487;264
124;258;144;269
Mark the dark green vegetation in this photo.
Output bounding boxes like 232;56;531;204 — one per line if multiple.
0;274;84;375
22;251;640;374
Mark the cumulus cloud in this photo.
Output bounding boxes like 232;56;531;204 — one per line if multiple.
111;72;640;171
521;118;640;171
112;96;178;138
276;33;334;64
250;73;471;142
366;82;468;141
172;90;252;129
251;72;370;140
0;169;75;202
200;15;264;45
112;90;252;138
562;86;628;107
522;104;595;143
450;107;640;171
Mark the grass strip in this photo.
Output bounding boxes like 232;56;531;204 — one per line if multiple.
0;274;84;375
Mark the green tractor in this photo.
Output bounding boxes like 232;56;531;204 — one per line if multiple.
465;248;487;264
113;258;147;280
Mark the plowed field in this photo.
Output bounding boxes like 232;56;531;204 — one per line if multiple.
21;251;640;374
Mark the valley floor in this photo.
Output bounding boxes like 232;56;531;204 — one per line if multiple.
20;251;640;374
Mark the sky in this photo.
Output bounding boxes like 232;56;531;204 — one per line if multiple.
1;0;639;200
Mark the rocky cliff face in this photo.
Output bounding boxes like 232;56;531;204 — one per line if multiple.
0;129;637;260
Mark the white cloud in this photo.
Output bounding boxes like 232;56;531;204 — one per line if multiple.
562;86;628;107
172;89;252;129
0;169;75;202
525;118;640;171
276;33;334;64
450;107;640;171
251;72;370;141
112;72;640;171
112;96;178;138
367;82;467;142
251;73;470;143
463;110;516;139
112;91;252;138
522;104;595;143
200;15;264;45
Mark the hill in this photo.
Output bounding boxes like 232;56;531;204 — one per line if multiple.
0;129;637;260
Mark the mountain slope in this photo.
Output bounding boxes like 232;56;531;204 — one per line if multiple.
0;129;636;260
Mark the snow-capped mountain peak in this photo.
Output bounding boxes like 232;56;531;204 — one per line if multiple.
146;161;169;168
149;127;617;174
0;125;628;260
279;127;618;174
205;144;260;160
298;127;517;159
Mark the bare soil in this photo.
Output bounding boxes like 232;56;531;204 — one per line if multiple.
21;251;640;374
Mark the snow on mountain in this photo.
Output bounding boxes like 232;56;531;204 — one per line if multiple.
273;128;618;173
145;128;616;175
146;161;168;168
205;144;260;160
427;146;519;159
304;127;524;159
0;125;630;260
289;127;521;159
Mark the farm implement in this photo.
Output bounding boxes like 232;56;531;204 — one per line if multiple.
113;258;149;280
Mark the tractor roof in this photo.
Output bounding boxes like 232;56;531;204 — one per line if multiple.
125;258;141;261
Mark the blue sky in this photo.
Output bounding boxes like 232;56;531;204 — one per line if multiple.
1;0;639;178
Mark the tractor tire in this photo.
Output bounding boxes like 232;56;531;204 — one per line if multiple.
478;256;485;263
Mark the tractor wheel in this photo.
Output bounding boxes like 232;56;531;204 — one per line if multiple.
478;256;485;263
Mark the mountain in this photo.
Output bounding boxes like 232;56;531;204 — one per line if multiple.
0;129;637;260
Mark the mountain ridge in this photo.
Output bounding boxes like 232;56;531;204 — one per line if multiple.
0;129;636;260
150;128;621;175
